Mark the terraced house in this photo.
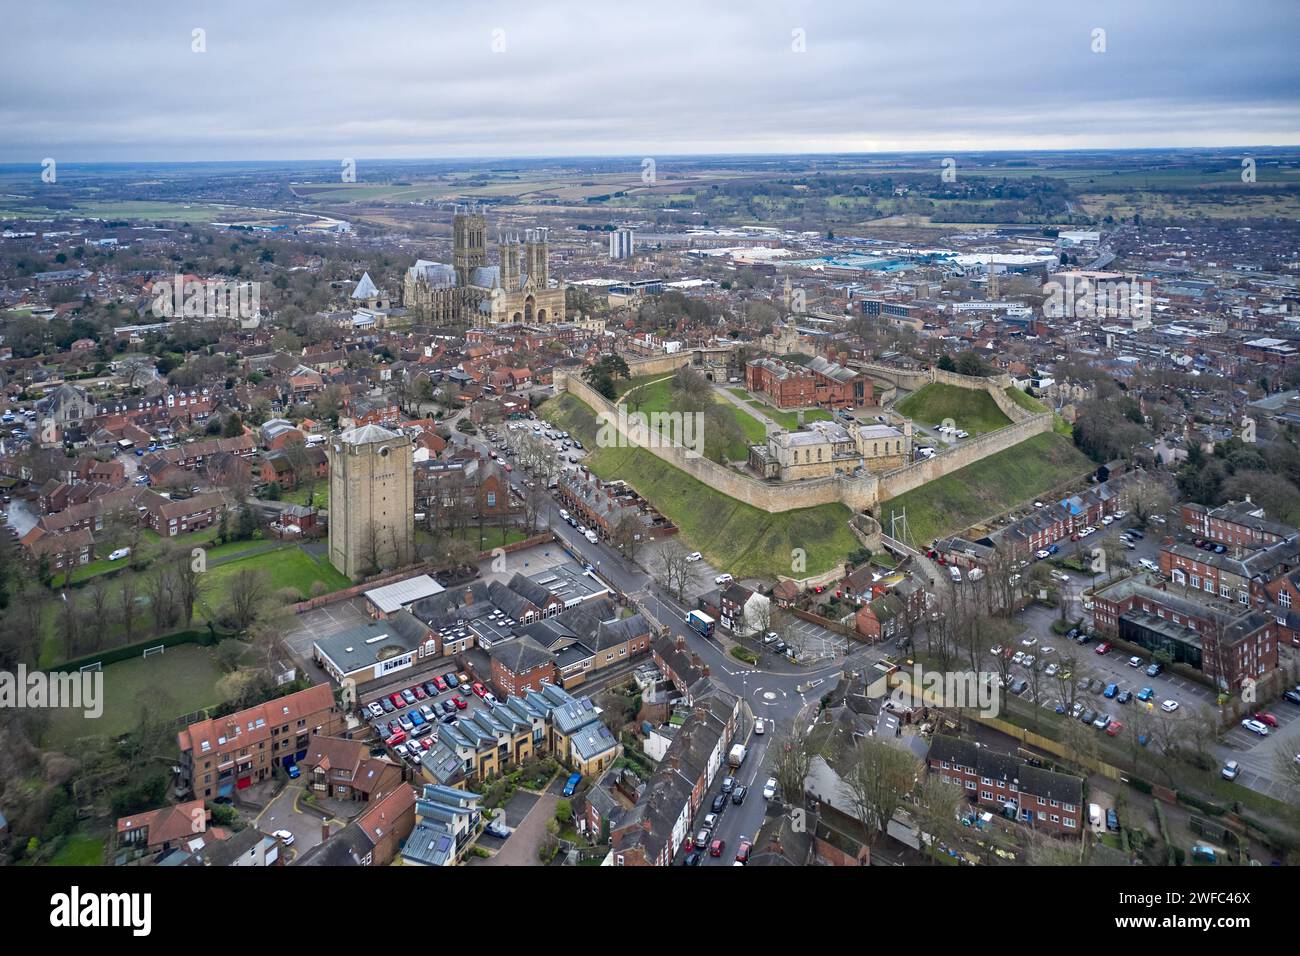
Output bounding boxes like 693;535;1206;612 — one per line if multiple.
927;735;1084;837
417;683;617;787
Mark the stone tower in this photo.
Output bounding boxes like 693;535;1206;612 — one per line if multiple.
327;423;414;580
498;231;521;292
452;205;487;287
523;227;549;287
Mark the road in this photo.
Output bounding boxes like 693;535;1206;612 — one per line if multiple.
450;418;889;860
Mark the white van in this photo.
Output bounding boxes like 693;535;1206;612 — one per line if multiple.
1139;558;1159;573
584;529;599;544
1088;803;1102;828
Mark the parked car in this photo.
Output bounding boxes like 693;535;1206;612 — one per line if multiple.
1105;720;1124;737
702;812;718;831
682;850;702;866
711;793;728;813
1127;656;1143;668
1253;712;1278;728
1106;808;1119;831
686;552;702;562
444;673;460;688
1137;687;1154;702
1104;682;1118;698
451;695;467;710
1080;708;1097;725
367;702;384;718
1241;718;1270;736
709;838;726;858
1093;712;1112;730
762;777;778;800
694;830;710;850
731;785;748;805
734;841;753;865
720;775;736;794
1117;690;1133;705
1161;699;1179;713
563;772;582;797
401;689;417;705
715;573;734;585
1145;662;1164;677
1221;760;1241;781
272;829;295;847
1285;689;1300;706
472;682;488;699
1095;642;1112;655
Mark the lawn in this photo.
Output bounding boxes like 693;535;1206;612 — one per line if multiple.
1004;386;1048;414
444;525;530;551
896;382;1011;435
747;399;833;431
543;393;857;578
40;642;235;748
278;483;328;508
879;431;1093;545
50;834;107;866
200;544;350;605
619;374;764;461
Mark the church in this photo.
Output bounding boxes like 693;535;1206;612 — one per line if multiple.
403;206;566;326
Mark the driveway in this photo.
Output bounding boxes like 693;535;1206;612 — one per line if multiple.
483;779;562;866
253;783;348;862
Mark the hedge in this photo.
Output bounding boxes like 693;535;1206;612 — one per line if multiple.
56;625;236;672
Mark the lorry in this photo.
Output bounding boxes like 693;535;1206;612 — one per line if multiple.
687;610;715;638
728;744;747;768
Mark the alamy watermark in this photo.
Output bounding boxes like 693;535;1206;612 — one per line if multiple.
151;274;260;319
885;663;1001;718
1042;275;1152;324
595;406;705;459
1;665;103;719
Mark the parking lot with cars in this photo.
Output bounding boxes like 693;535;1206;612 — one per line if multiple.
361;666;500;766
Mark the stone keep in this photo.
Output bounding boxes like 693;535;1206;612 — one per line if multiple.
328;424;414;579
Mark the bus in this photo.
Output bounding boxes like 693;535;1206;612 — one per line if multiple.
687;610;715;638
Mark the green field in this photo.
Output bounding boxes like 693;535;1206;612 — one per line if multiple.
747;400;833;431
544;394;857;578
879;431;1092;545
200;544;350;605
620;375;765;461
896;382;1012;435
40;642;234;747
1004;386;1047;413
50;834;107;866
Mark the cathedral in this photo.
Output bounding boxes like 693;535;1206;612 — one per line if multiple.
403;206;567;326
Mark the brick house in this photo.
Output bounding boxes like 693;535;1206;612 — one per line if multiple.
927;735;1084;837
490;635;558;696
177;684;344;800
299;734;404;801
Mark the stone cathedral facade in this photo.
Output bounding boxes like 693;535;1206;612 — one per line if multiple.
403;206;567;326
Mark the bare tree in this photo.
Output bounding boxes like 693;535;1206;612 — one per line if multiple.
655;539;694;602
119;573;140;645
841;736;920;842
146;563;178;635
912;775;964;864
227;567;268;631
58;590;81;658
771;723;819;807
172;546;208;627
88;575;113;650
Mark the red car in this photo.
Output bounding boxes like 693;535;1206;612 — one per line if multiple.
1253;712;1279;728
709;838;725;857
385;730;406;747
1095;642;1112;655
735;841;753;864
452;695;468;710
472;681;488;699
389;692;405;707
433;675;448;692
412;685;427;700
1105;721;1124;737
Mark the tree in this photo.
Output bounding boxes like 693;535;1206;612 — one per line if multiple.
118;574;139;645
87;575;113;651
227;567;267;631
913;775;963;864
654;539;694;602
172;546;208;627
146;563;178;635
841;736;919;841
771;723;818;808
611;512;645;562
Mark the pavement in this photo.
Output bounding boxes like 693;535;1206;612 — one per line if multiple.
252;782;354;862
483;776;563;866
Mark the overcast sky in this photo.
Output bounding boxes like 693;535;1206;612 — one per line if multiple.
2;0;1298;162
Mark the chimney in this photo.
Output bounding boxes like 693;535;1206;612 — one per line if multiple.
691;652;701;668
321;821;330;842
464;588;474;606
702;664;710;678
675;634;686;651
